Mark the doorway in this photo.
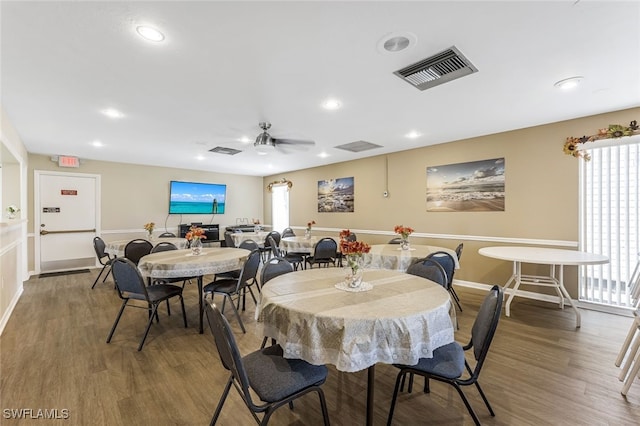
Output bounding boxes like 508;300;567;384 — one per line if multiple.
34;170;101;273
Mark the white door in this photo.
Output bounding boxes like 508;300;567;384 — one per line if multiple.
35;171;101;273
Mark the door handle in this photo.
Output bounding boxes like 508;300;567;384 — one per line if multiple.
40;228;96;236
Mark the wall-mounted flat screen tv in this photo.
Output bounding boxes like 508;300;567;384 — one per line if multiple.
169;180;226;214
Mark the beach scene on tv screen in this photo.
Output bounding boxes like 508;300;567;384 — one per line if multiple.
170;181;226;214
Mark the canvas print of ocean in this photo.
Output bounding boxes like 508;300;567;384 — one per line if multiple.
318;177;354;212
426;158;505;212
169;181;226;214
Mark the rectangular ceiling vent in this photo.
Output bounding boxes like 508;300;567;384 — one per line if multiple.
394;46;478;91
334;140;383;153
209;146;241;155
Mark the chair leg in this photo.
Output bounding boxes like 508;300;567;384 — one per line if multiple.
619;333;640;381
102;266;112;283
106;299;128;343
225;294;246;333
316;388;331;426
621;348;640;395
452;383;481;426
138;304;159;351
386;370;405;426
92;265;107;289
450;287;463;312
210;376;233;426
616;321;639;367
179;295;188;327
474;381;495;416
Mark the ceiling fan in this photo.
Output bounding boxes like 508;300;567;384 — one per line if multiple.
253;122;315;155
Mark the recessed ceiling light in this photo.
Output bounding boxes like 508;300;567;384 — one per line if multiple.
238;136;251;143
101;108;124;119
318;152;330;158
554;76;583;90
91;140;103;147
196;155;205;161
322;98;342;110
405;131;422;139
136;26;165;42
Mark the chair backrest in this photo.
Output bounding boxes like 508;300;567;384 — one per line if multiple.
261;257;294;285
111;257;149;299
151;241;178;253
239;239;259;251
264;231;281;247
469;285;503;373
281;227;296;238
267;236;281;258
237;249;261;290
388;237;403;244
345;232;357;242
159;232;176;238
124;239;153;265
93;236;111;264
313;237;338;259
426;251;457;288
205;302;256;407
224;232;236;248
455;243;464;261
406;258;448;288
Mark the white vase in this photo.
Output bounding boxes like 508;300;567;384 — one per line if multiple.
400;237;410;251
191;238;203;255
344;255;364;288
304;229;312;240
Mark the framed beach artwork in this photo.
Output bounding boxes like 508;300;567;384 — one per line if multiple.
317;177;354;212
426;158;505;212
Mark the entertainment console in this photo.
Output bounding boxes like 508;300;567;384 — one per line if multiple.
178;223;220;241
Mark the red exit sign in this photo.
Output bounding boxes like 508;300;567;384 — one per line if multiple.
58;156;80;168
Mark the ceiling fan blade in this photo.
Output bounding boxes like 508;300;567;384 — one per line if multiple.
274;138;315;146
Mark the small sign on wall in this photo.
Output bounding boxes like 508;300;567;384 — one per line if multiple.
61;189;77;195
43;207;61;213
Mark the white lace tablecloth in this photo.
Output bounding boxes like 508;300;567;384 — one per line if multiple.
256;268;455;372
280;236;340;254
362;244;460;272
137;247;250;279
105;237;189;257
230;232;267;247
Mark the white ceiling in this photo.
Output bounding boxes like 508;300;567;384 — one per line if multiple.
2;1;639;177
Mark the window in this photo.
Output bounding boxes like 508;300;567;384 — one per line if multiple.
580;136;640;307
271;184;290;233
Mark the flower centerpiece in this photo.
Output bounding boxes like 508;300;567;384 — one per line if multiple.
339;229;371;288
143;222;155;239
185;225;207;255
305;220;316;239
394;225;414;251
6;205;20;219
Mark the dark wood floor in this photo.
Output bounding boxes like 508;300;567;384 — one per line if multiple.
1;269;639;425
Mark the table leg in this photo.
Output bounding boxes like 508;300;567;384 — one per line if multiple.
197;275;204;334
366;365;374;426
557;265;581;328
504;261;522;317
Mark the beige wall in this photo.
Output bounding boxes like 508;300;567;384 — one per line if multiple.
27;155;264;271
263;107;640;299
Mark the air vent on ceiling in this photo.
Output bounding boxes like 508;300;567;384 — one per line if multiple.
334;140;383;153
209;146;242;155
394;46;477;91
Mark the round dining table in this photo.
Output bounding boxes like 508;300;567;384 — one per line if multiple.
479;246;609;327
362;243;460;271
280;235;339;254
105;237;188;257
230;231;267;247
256;267;455;426
138;247;250;333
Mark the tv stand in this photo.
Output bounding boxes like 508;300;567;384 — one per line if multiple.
178;223;219;242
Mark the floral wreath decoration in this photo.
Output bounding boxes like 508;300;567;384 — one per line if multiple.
564;120;639;161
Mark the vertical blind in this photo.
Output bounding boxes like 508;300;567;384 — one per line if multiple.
271;184;290;234
580;138;640;307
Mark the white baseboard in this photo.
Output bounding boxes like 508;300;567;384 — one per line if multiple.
0;284;23;336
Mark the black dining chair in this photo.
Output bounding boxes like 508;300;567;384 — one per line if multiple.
123;239;153;265
427;251;463;312
91;236;115;289
107;258;187;351
158;232;176;238
305;238;338;269
260;231;281;261
387;285;503;426
259;257;295;349
205;302;330;425
203;249;261;333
